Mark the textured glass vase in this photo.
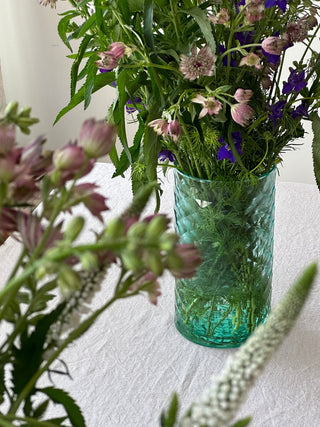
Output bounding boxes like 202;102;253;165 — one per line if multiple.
174;167;276;348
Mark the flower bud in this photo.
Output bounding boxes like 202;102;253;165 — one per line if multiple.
79;251;98;270
79;118;117;158
127;222;147;238
159;233;179;251
146;215;169;239
168;120;182;142
105;218;125;238
53;143;85;171
4;101;18;118
145;250;164;276
122;250;144;272
64;216;85;242
57;266;81;297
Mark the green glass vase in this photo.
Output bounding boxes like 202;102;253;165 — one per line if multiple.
174;167;276;348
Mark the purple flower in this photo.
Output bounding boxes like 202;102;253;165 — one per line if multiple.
291;101;309;120
282;69;307;94
235;31;254;46
265;0;288;13
218;44;237;67
218;132;242;163
268;100;286;126
235;0;245;13
262;48;281;64
126;97;143;114
158;149;175;162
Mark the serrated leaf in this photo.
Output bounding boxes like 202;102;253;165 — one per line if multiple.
33;399;50;419
160;393;179;427
94;0;105;32
144;0;156;52
182;7;216;53
57;12;79;52
39;387;86;427
54;71;116;124
70;34;92;98
231;416;252;427
311;112;320;192
84;56;99;109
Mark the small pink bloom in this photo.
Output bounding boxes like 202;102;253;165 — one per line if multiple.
233;88;253;104
239;52;261;69
0;125;16;155
53;143;85;171
168;120;182;142
148;119;169;137
180;46;216;81
79;118;117;158
262;37;289;55
95;51;119;71
108;42;127;59
244;0;265;23
209;8;230;26
283;23;308;43
170;244;202;279
130;272;161;305
231;103;255;127
191;94;223;118
73;183;109;221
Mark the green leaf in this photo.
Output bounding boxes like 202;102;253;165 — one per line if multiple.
70;35;92;98
54;71;116;124
113;118;145;177
143;103;162;183
311;112;320;192
84;55;98;109
57;12;79;52
231;417;252;427
144;0;156;52
182;7;216;54
94;0;105;32
39;387;86;427
112;69;131;162
12;303;66;395
33;399;50;419
71;13;97;39
160;393;179;427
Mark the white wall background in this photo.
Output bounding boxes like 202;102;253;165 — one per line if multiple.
0;0;318;184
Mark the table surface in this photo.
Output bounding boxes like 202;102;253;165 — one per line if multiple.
1;163;320;427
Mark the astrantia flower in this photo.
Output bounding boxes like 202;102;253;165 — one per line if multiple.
168;120;182;142
95;51;118;71
261;37;288;55
268;100;286;126
218;132;242;163
284;22;308;43
233;88;253;103
148;119;169;137
209;8;230;26
180;46;216;80
38;0;58;7
231;103;255;127
244;0;265;23
239;52;261;69
79;118;116;158
265;0;288;13
73;183;109;221
282;69;307;94
191;94;223;118
53;143;85;171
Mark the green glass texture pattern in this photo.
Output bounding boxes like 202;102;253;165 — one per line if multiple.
174;168;276;348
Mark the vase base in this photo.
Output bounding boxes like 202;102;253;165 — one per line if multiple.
174;316;251;348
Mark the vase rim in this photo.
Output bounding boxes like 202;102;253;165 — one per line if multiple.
174;165;277;184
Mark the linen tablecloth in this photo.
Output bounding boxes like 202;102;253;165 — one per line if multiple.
1;163;320;426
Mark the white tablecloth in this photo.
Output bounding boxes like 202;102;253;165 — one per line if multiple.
1;163;320;426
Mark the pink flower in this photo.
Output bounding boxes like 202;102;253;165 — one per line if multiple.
244;0;265;23
191;94;223;118
108;42;127;59
180;46;216;80
239;52;261;69
95;51;119;71
209;8;230;26
79;118;117;158
168;120;182;142
233;89;253;103
169;244;202;279
73;183;109;221
261;37;289;55
130;272;162;305
0;125;16;155
231;103;255;127
53;143;85;171
148;119;169;137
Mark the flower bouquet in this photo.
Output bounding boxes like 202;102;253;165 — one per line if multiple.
41;0;320;346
